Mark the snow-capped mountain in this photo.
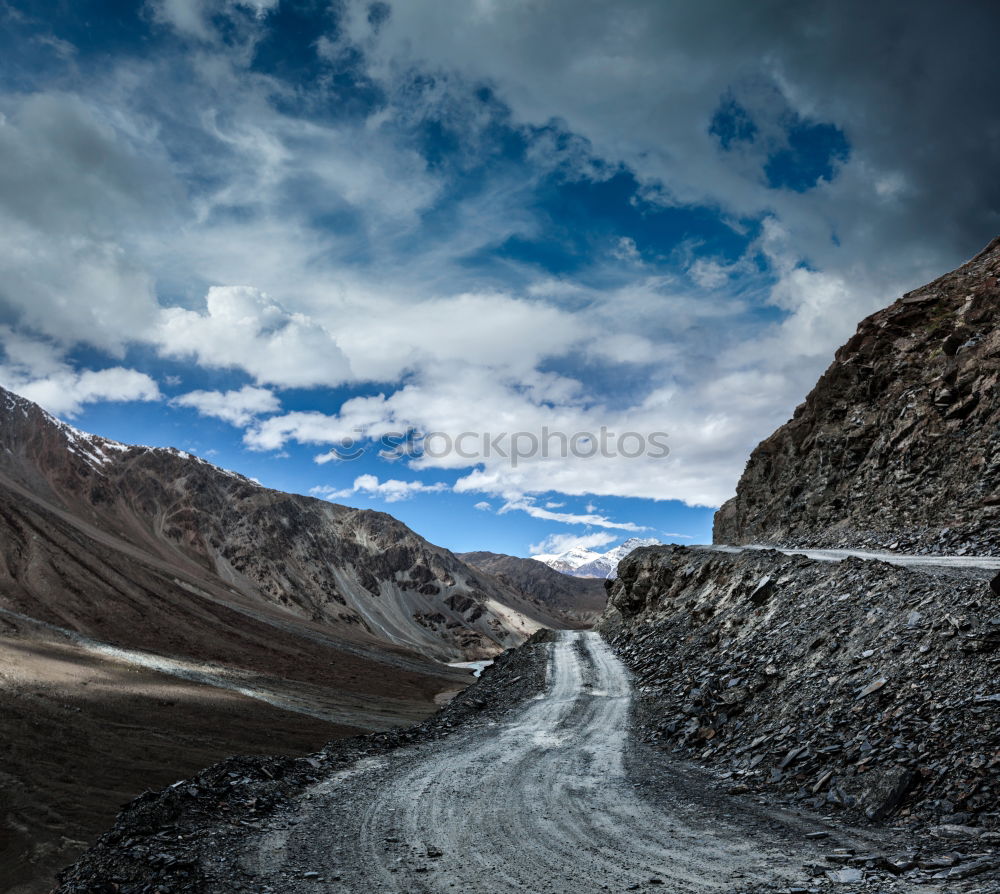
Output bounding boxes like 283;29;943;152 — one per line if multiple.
529;545;602;574
533;537;661;579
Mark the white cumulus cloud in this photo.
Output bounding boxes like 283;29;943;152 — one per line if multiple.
529;532;617;556
171;385;281;427
155;286;352;388
311;474;448;503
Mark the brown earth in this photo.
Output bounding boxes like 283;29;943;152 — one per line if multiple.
457;550;608;626
0;627;365;894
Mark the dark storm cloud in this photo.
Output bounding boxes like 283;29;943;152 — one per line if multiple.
368;0;1000;271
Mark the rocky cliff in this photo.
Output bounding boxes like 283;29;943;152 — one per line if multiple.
600;545;1000;832
714;236;1000;555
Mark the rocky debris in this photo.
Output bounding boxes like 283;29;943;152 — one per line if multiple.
714;235;1000;556
790;834;1000;891
54;631;556;893
599;545;1000;882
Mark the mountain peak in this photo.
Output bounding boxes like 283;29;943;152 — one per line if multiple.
533;537;662;579
0;384;581;664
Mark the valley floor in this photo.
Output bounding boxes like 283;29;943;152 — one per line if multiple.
54;613;1000;893
0;621;461;894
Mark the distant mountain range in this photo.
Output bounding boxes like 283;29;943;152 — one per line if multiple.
532;537;662;578
458;551;607;625
0;385;585;664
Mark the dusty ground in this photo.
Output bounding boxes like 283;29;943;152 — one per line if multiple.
0;625;462;894
228;633;815;892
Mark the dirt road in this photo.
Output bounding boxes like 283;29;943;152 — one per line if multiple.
702;543;1000;571
234;632;828;892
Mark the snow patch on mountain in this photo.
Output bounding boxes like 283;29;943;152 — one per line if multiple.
533;537;661;579
530;546;601;574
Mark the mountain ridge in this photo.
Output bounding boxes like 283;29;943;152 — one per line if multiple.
0;384;577;661
0;383;599;891
458;550;607;626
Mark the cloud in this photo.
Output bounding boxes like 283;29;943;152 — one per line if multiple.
237;358;779;506
473;501;492;511
311;474;448;503
687;258;732;289
611;236;642;263
155;287;352;388
529;532;616;557
245;410;361;453
498;498;645;532
13;368;161;417
149;0;280;40
1;1;998;512
0;92;167;354
171;385;281;427
364;0;1000;270
0;328;161;416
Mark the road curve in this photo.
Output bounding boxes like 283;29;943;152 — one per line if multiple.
701;543;1000;571
247;631;807;893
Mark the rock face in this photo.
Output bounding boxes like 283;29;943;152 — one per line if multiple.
0;385;565;661
714;236;1000;555
458;551;607;626
600;545;1000;830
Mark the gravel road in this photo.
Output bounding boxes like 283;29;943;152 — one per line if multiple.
230;632;855;893
702;544;1000;572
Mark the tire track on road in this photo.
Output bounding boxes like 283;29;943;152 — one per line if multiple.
266;631;805;893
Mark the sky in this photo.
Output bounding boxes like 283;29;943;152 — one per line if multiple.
0;0;998;557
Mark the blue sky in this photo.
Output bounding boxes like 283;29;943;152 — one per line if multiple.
0;0;997;557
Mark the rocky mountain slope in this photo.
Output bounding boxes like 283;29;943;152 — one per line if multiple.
600;545;1000;836
0;385;567;661
714;237;1000;555
458;551;607;625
